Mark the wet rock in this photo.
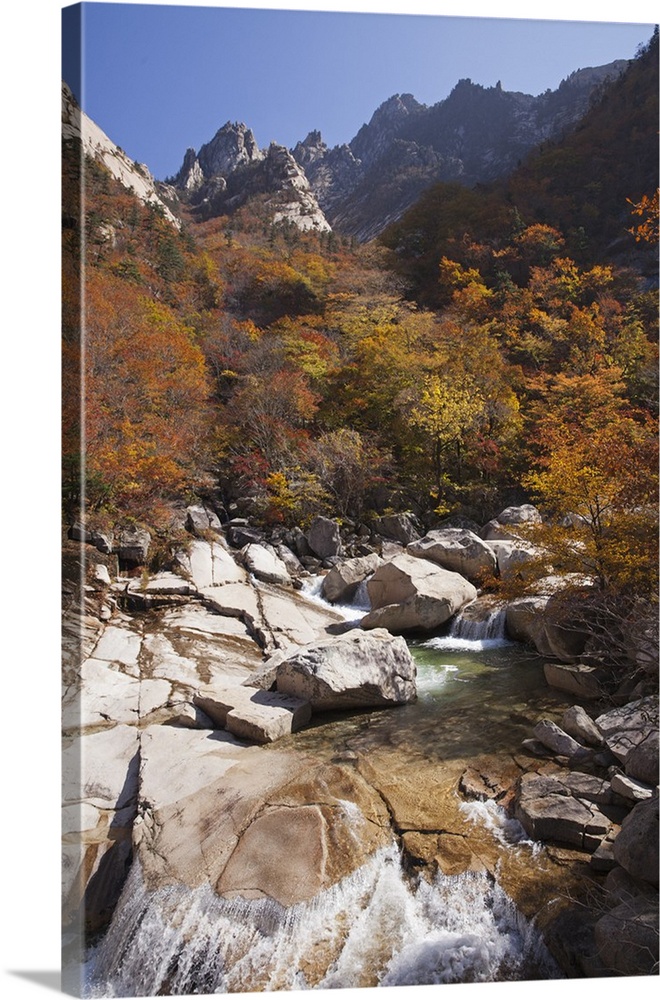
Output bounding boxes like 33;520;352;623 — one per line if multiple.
321;553;382;603
215;764;390;906
306;516;343;559
361;553;476;633
276;628;416;711
136;736;390;908
407;527;497;583
613;796;659;886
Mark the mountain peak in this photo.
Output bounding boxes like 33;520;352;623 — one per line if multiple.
62;81;179;226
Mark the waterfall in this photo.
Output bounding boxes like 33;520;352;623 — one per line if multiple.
423;604;511;652
301;573;372;620
450;605;508;641
83;844;561;996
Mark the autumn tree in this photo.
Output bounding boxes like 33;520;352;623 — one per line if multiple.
523;415;658;593
308;429;391;521
80;272;214;519
402;374;485;500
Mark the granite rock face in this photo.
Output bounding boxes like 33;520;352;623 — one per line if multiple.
361;553;476;633
513;772;618;851
276;628;416;711
321;553;382;604
407;527;497;583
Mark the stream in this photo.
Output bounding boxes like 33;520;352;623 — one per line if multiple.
84;591;582;996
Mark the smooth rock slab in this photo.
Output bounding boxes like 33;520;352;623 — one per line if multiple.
194;684;312;743
138;725;251;811
63;659;141;728
91;625;142;672
180;539;247;590
255;581;347;650
217;804;327;904
62;724;140;810
276;628;416;711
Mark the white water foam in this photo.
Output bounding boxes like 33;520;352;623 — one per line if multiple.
459;798;539;852
85;844;561;996
300;573;371;622
415;662;460;695
424;604;513;652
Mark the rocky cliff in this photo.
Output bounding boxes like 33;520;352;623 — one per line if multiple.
291;60;628;240
62;83;180;228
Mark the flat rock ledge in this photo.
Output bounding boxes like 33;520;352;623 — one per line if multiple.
194;685;312;744
513;772;625;852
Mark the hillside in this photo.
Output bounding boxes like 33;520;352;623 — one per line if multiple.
62;29;658;606
380;29;659;304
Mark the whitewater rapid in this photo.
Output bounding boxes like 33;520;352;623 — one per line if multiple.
85;843;560;996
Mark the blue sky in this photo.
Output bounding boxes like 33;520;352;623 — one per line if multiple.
62;1;656;181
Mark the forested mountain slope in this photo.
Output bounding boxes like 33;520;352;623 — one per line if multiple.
380;29;659;304
62;31;658;607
